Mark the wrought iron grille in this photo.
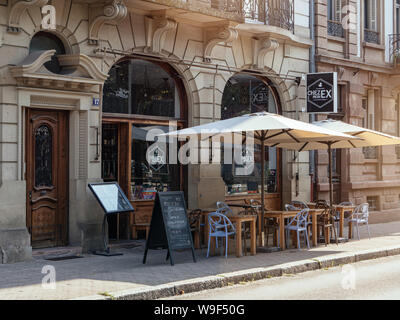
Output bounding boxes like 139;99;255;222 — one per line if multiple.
364;29;380;44
327;20;344;38
242;0;294;32
213;0;294;32
389;34;400;66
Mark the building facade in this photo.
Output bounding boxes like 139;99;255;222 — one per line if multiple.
313;0;400;221
0;0;312;263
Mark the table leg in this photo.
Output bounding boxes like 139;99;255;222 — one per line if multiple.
279;216;285;250
236;221;242;258
312;212;317;247
251;219;256;255
339;208;344;238
258;212;262;247
348;221;353;239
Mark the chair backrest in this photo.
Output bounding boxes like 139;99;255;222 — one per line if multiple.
208;211;236;234
285;204;298;211
291;200;309;209
316;199;329;209
188;209;202;228
339;201;353;206
354;203;369;220
216;201;233;215
287;208;309;227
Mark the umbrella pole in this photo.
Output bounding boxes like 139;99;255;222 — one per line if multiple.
261;135;265;247
328;143;333;207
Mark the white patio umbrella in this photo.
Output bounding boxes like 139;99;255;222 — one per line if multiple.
274;119;400;212
160;112;360;245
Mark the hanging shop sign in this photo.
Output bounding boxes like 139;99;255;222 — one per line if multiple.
306;72;337;113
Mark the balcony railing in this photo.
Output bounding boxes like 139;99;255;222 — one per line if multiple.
389;34;400;66
327;20;344;38
212;0;294;32
364;29;380;44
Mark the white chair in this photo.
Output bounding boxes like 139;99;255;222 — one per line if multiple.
347;203;371;240
285;208;310;249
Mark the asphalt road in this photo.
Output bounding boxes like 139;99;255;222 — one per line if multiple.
169;255;400;300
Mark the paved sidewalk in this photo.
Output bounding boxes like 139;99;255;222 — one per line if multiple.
0;222;399;300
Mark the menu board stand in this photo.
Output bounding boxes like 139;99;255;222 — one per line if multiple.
143;192;196;266
88;182;135;257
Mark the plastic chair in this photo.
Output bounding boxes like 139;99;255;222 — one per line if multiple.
347;203;370;240
285;208;310;249
216;201;233;215
285;204;298;211
207;211;236;258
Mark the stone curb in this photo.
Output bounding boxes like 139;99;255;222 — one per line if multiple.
75;245;400;300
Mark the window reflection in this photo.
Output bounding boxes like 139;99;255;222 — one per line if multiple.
103;59;180;117
221;74;279;195
130;125;180;200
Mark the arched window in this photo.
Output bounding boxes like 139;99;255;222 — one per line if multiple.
103;59;181;118
29;32;66;74
221;74;280;195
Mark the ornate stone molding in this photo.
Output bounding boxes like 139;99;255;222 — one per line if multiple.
145;16;177;54
252;37;279;69
204;26;238;62
8;0;49;33
88;0;127;45
10;50;108;90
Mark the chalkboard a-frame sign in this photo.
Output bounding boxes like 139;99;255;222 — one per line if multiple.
143;192;196;266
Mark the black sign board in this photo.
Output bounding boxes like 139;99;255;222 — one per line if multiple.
88;182;134;214
88;182;134;256
306;72;337;113
143;192;196;266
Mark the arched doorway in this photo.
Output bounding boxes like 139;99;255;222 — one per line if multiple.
102;58;188;241
26;32;69;248
221;73;282;209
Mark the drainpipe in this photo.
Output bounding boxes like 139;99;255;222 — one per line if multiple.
309;0;316;201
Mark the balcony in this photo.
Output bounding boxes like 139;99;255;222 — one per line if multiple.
389;34;400;67
129;0;294;32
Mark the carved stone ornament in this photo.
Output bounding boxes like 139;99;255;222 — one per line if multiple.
10;50;108;90
8;0;49;33
88;0;127;45
204;26;238;62
253;37;279;69
145;16;177;54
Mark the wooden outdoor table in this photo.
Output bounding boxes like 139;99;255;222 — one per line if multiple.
264;209;324;250
307;203;356;238
203;211;257;258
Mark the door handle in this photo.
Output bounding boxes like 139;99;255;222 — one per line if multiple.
28;191;32;200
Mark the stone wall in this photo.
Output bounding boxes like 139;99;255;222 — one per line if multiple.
0;0;311;262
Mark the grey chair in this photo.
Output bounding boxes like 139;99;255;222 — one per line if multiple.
347;203;371;240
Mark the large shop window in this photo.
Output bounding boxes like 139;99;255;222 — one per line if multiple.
103;59;180;117
102;58;186;202
130;124;181;200
221;74;280;196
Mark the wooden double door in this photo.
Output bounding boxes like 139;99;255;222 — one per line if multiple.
26;109;69;248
